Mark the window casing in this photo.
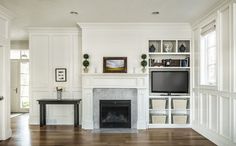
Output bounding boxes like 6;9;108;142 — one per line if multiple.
200;21;217;86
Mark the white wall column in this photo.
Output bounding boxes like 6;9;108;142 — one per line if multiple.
0;5;13;140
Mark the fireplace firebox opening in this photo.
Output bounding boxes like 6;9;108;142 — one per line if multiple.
100;100;131;128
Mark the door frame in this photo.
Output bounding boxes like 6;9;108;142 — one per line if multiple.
0;44;11;140
0;5;13;141
10;59;30;113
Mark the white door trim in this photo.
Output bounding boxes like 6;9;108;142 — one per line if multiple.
0;45;11;140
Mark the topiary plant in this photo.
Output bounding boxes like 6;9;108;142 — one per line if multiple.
83;54;89;59
141;54;147;60
141;60;147;67
83;60;89;68
83;54;89;73
141;54;147;73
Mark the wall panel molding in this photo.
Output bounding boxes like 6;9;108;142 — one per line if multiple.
29;28;82;125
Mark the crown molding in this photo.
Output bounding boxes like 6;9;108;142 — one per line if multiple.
27;27;81;34
191;0;230;29
78;23;191;31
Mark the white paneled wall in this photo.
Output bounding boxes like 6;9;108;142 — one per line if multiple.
192;1;236;146
234;97;236;143
219;96;230;137
29;28;82;125
209;95;218;132
219;6;230;91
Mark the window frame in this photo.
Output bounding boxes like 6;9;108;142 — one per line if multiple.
200;24;217;88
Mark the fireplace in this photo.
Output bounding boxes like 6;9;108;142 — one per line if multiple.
100;100;131;128
82;74;148;130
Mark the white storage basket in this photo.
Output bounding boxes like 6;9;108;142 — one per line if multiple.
172;99;188;109
151;115;167;124
172;115;188;124
151;99;167;109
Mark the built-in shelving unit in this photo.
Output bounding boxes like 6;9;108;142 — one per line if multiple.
148;39;191;128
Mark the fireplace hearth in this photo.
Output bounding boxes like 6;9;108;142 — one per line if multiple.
100;100;131;128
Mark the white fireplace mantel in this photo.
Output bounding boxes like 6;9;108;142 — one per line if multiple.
81;73;149;129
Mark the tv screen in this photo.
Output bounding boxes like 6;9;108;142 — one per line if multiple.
151;71;189;93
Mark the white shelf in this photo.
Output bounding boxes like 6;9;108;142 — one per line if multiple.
148;39;191;128
149;95;190;98
149;109;168;111
149;67;190;69
149;52;190;55
149;109;168;114
171;109;190;114
171;109;190;111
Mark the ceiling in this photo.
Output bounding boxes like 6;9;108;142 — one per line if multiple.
0;0;222;40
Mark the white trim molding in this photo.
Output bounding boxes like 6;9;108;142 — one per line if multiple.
81;73;148;129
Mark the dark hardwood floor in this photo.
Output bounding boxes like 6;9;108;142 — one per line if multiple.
0;114;216;146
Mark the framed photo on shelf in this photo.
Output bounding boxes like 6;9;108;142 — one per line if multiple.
103;57;127;73
55;68;67;82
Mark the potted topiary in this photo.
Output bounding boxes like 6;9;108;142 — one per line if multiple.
83;54;89;73
141;54;147;73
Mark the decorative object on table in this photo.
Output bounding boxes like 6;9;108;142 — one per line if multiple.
149;44;156;52
56;86;63;100
55;68;67;82
141;54;147;73
103;57;127;73
163;42;173;52
83;54;89;73
179;43;186;52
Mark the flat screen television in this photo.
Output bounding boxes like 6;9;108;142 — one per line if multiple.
151;71;189;94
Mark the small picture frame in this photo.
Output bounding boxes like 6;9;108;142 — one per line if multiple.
103;57;127;73
55;68;67;82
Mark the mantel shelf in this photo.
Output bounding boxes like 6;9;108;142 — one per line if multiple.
82;73;149;76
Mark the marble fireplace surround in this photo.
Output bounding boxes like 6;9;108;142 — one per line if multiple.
93;88;137;129
82;73;148;129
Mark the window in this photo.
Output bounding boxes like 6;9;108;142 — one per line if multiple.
200;20;217;86
10;49;30;109
10;50;29;59
20;62;29;109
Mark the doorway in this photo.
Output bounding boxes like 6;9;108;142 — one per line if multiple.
10;50;30;114
0;45;11;140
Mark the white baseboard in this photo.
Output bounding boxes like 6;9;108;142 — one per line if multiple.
193;125;236;146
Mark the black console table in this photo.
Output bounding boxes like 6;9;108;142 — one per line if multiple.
37;99;81;127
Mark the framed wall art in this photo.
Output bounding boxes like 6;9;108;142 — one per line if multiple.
55;68;67;82
103;57;127;73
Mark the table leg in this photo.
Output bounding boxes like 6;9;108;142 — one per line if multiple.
40;104;45;126
74;103;79;127
43;104;46;125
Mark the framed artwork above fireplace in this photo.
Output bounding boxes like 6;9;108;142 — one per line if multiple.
103;57;127;73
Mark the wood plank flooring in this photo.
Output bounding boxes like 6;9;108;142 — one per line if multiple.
0;114;216;146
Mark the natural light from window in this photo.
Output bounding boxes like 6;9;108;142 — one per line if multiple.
10;50;30;109
200;30;216;86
